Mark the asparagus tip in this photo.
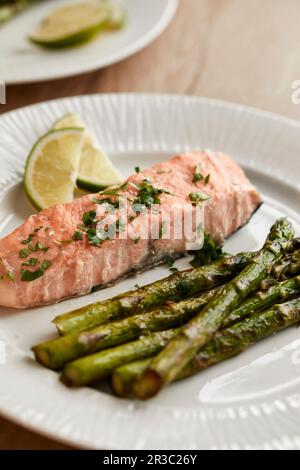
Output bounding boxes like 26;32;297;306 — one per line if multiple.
134;370;163;400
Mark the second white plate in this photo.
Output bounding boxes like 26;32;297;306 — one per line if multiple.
0;0;179;84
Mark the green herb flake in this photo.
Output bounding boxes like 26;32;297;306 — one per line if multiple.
191;233;226;268
19;248;30;259
34;241;49;252
133;237;140;244
41;260;52;270
193;164;203;183
82;210;96;226
99;183;128;197
92;197;119;209
135;166;140;174
164;256;178;272
22;257;39;267
86;226;103;246
6;271;14;281
204;174;211;185
189;191;210;205
21;234;33;245
72;231;84;241
21;259;52;282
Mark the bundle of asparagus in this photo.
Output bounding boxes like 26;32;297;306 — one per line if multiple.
32;218;300;400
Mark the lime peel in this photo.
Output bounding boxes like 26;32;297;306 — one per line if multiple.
53;113;123;192
29;2;111;49
24;128;84;210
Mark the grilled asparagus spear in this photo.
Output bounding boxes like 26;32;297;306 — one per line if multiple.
134;218;294;399
61;328;178;386
33;289;218;370
33;272;300;370
113;297;300;397
223;274;300;327
273;249;300;279
54;252;254;335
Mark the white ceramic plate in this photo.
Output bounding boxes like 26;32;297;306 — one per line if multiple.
0;94;300;450
0;0;179;84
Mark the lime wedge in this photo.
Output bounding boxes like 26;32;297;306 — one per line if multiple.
29;2;111;48
24;128;84;210
105;2;126;30
53;113;123;192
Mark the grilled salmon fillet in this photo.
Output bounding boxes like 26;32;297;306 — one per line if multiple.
0;151;261;308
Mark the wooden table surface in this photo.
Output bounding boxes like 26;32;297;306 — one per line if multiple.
1;0;300;449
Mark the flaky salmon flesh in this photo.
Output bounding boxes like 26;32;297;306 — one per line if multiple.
0;151;261;308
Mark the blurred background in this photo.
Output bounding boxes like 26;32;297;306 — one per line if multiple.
1;0;300;120
0;0;300;450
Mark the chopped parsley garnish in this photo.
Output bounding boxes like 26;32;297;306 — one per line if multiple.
87;233;102;247
6;271;14;281
193;164;203;183
72;231;84;241
131;181;172;208
133;237;140;244
33;241;49;252
164;256;178;272
19;248;30;259
80;211;126;246
99;183;128;197
190;233;226;268
135;166;140;174
82;210;97;226
204;174;210;185
41;260;51;270
189;191;210;205
22;257;38;267
92;197;120;209
21;259;52;282
193;165;210;186
21;234;34;245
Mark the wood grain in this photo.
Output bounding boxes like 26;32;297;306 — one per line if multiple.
2;0;300;120
1;0;300;449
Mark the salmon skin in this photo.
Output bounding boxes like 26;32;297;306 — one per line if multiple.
0;151;261;308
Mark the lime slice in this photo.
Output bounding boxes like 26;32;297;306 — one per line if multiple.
105;2;126;30
29;2;111;48
53;113;123;192
24;128;84;210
